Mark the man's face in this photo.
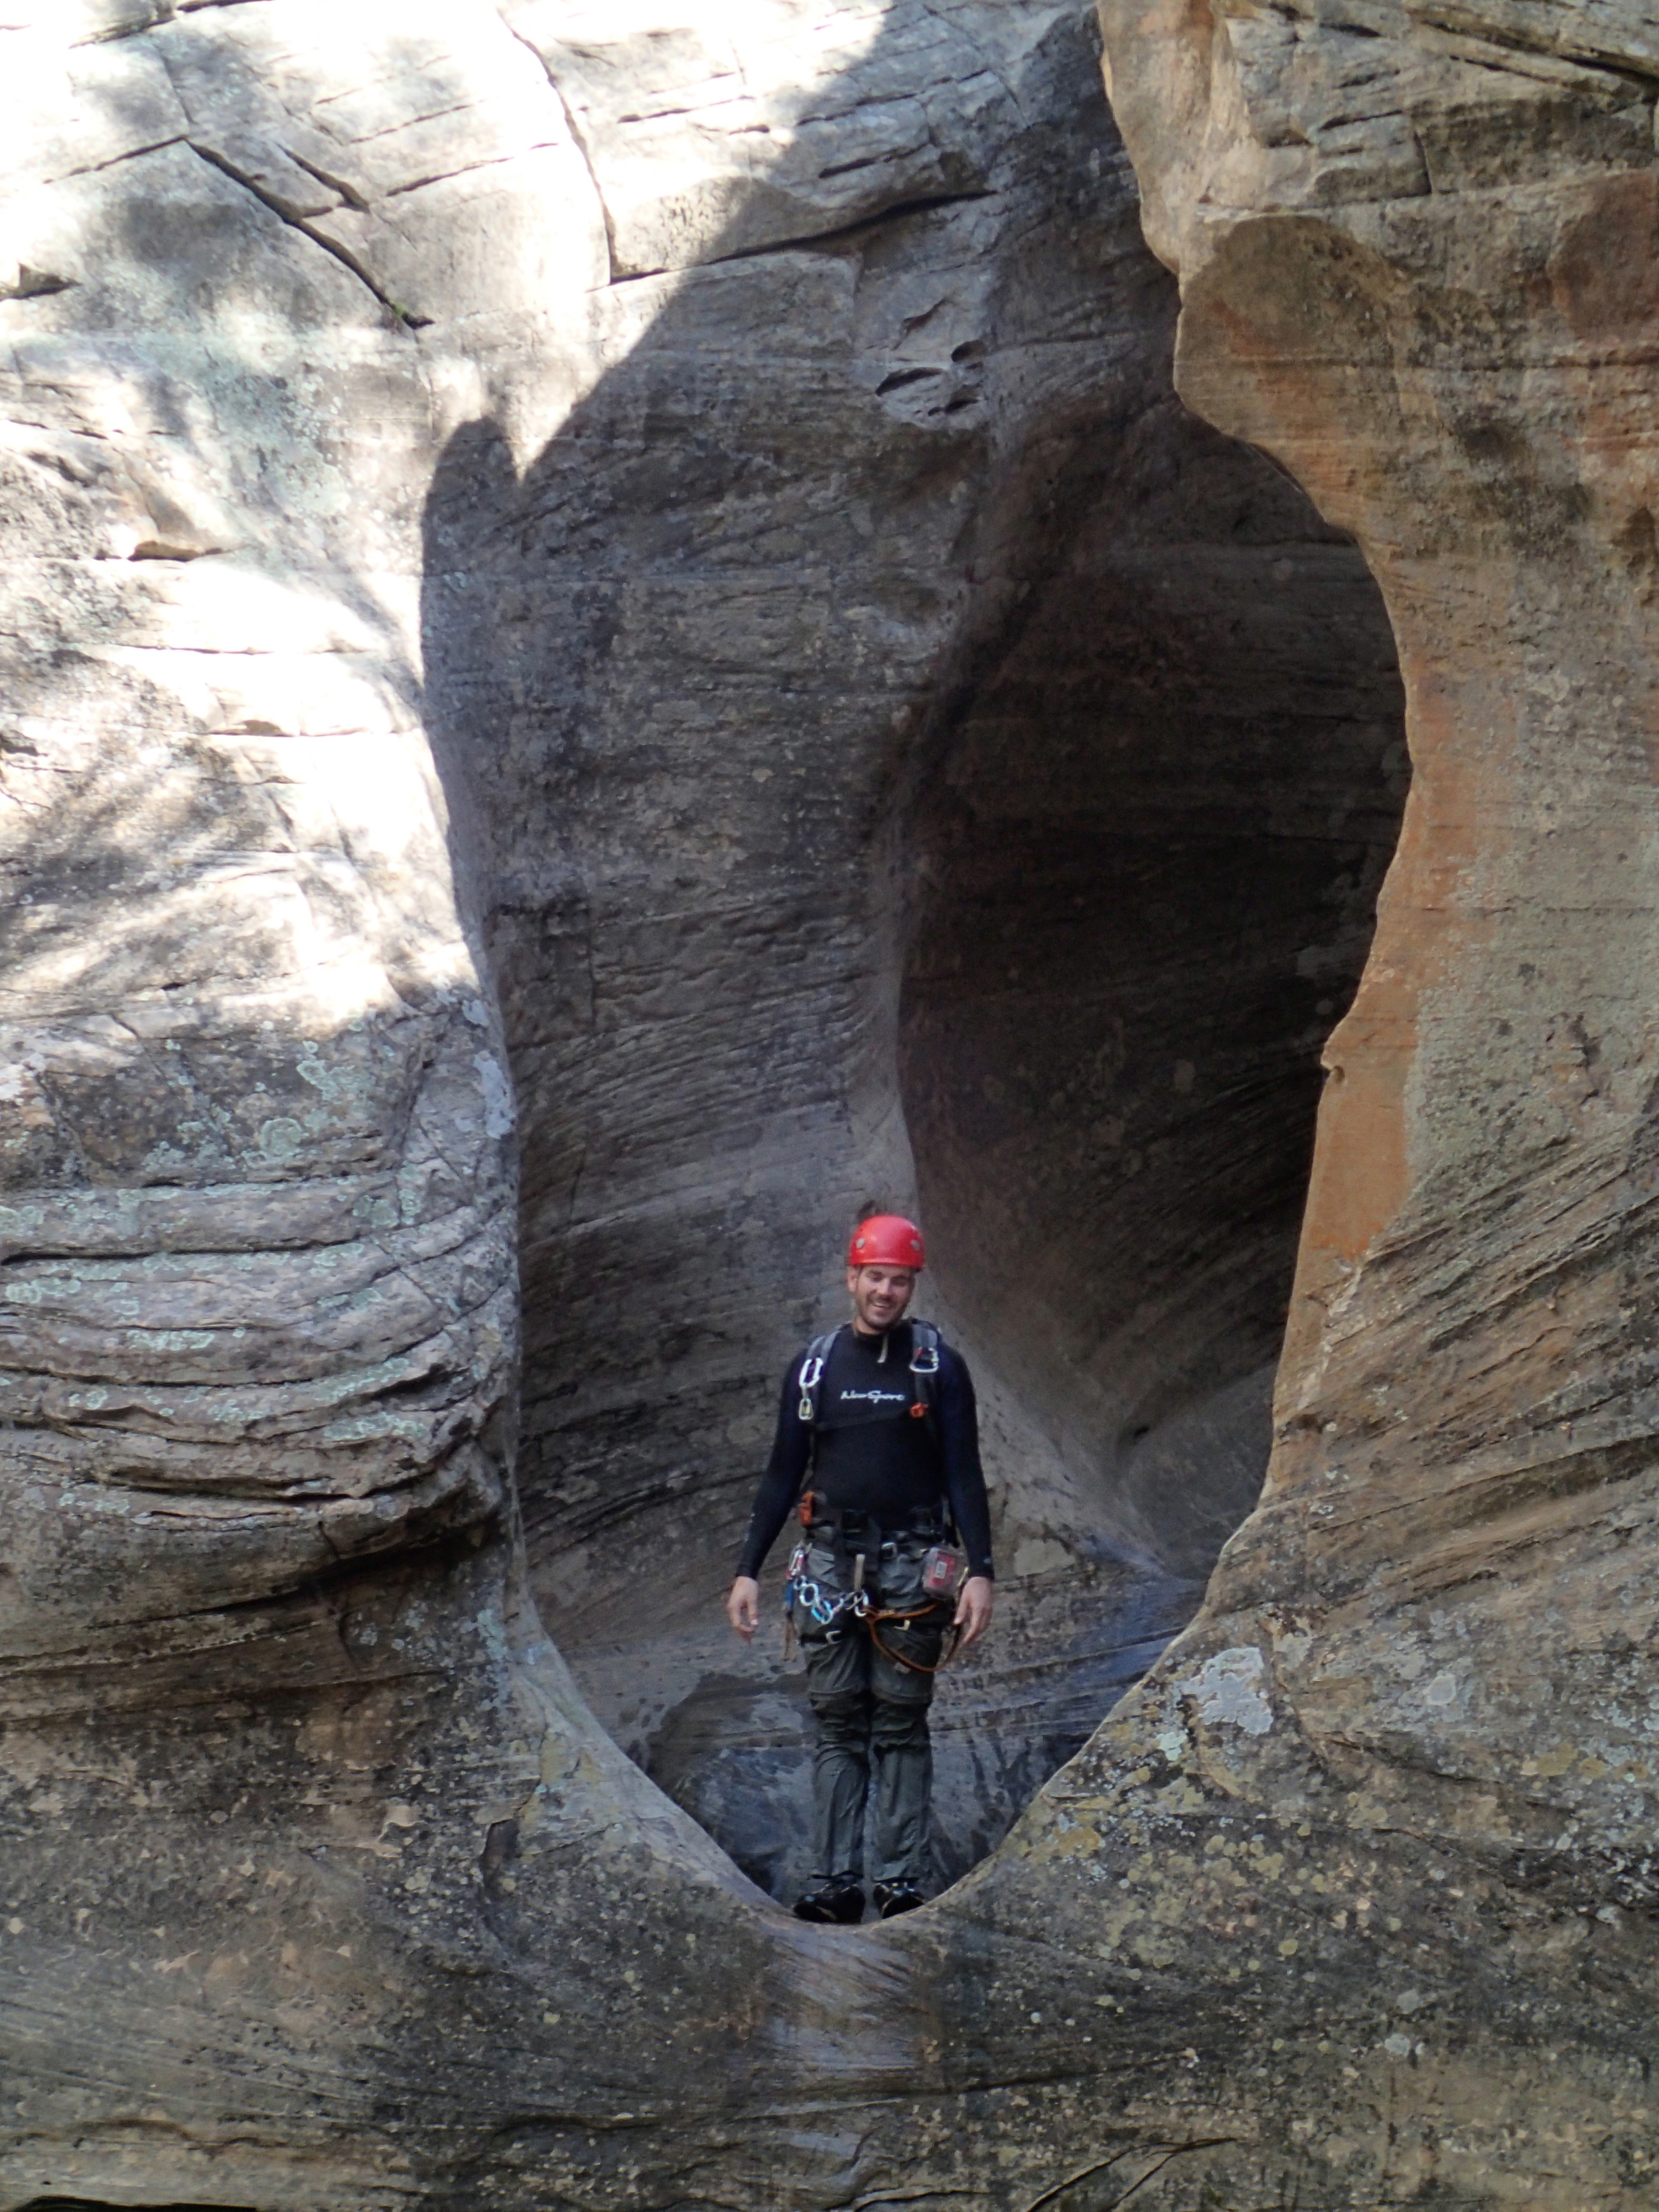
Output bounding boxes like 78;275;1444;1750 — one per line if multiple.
847;1262;916;1335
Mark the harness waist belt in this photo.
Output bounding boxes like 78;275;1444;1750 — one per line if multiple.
805;1501;944;1547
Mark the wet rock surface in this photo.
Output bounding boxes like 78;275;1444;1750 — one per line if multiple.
10;0;1652;2206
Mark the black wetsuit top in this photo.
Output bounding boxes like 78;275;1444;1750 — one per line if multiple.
735;1319;993;1581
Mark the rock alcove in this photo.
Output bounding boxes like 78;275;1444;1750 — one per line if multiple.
17;0;1659;2205
415;5;1407;1898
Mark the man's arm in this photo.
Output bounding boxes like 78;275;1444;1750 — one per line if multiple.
726;1575;762;1641
725;1359;812;1642
936;1346;994;1651
936;1347;994;1581
953;1574;993;1651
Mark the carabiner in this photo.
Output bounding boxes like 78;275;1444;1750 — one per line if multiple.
797;1353;825;1422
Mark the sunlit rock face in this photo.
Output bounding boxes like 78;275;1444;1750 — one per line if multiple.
0;9;775;2205
19;1;1646;2207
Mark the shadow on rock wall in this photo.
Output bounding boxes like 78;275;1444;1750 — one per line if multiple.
15;4;1659;2201
419;1;1405;1905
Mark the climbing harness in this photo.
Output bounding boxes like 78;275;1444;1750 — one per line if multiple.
783;1540;958;1672
865;1601;960;1675
795;1321;941;1425
784;1541;863;1628
783;1316;956;1670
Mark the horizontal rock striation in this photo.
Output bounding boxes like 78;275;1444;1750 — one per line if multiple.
25;0;1648;2205
1030;0;1659;2199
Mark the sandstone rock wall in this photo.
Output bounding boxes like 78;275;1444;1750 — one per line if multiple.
0;9;771;2203
429;1;1404;1898
1031;0;1659;2198
15;0;1644;2207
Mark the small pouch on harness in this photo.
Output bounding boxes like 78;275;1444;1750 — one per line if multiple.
920;1541;965;1601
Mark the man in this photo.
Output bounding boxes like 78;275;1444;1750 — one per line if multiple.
725;1213;994;1923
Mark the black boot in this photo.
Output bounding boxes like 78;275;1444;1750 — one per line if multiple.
794;1877;865;1925
873;1879;925;1919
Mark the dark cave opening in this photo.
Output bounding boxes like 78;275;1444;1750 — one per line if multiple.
887;401;1409;1859
899;394;1409;1591
455;364;1407;1900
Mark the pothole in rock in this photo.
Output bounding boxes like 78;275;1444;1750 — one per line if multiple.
416;7;1407;1906
519;400;1406;1904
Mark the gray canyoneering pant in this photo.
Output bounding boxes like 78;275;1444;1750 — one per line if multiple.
791;1522;952;1887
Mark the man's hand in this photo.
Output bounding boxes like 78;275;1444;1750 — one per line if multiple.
953;1574;993;1653
726;1574;760;1642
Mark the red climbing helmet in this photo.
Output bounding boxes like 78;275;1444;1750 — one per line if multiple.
846;1213;926;1271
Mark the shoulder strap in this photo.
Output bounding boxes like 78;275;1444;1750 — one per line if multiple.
908;1319;940;1418
796;1327;841;1423
908;1321;957;1542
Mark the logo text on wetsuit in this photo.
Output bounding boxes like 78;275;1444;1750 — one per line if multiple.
837;1389;909;1405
